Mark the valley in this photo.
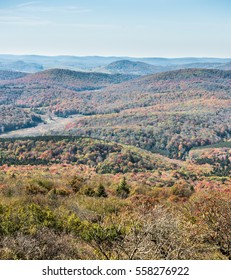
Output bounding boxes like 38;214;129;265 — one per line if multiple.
0;113;83;138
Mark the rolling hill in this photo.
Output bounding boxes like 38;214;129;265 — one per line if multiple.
0;69;137;126
0;68;230;159
98;60;165;75
50;69;231;158
17;68;137;88
0;106;42;134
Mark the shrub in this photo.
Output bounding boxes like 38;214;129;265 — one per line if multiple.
25;178;53;195
0;228;80;260
83;187;95;197
69;175;85;193
55;188;72;196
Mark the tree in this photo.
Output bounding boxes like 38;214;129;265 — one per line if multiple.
96;184;108;198
116;177;130;199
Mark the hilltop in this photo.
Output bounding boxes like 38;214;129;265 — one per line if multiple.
17;68;137;88
98;60;165;75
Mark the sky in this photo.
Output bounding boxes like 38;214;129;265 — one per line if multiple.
0;0;230;57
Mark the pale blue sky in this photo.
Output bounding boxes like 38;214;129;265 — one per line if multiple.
0;0;230;57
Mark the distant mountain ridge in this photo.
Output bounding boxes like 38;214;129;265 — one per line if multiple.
98;60;231;76
0;60;43;73
0;54;231;73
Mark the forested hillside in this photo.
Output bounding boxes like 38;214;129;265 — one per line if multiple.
1;68;230;159
0;106;42;133
60;69;231;158
0;136;182;173
0;69;136;129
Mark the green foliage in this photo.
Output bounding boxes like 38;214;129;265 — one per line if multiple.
64;213;82;234
80;222;124;259
69;175;85;193
116;177;130;199
55;188;72;196
171;183;194;199
83;187;95;197
0;203;57;235
96;184;108;198
210;155;231;177
25;178;53;195
0;163;230;260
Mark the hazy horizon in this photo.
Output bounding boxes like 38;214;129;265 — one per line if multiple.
0;54;231;59
0;0;230;57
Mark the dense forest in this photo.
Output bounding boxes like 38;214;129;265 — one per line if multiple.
0;136;183;173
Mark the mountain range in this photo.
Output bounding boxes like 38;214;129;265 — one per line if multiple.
1;54;231;73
